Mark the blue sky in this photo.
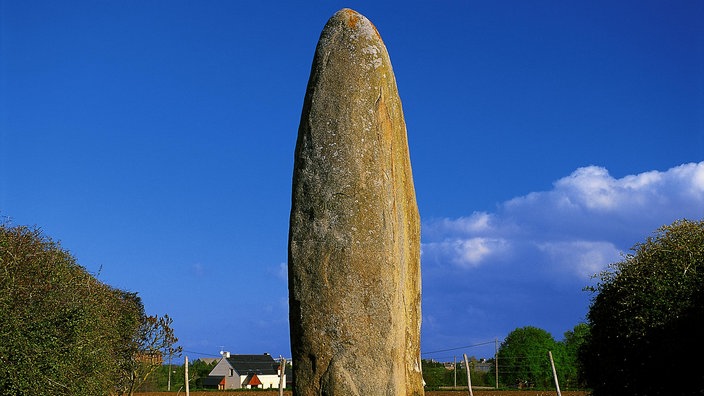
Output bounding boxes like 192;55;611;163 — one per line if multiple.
1;1;702;361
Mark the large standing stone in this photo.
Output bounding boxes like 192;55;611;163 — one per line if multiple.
288;8;424;396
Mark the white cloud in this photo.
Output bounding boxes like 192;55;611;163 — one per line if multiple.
503;162;704;221
536;240;622;279
444;212;493;234
423;237;510;268
554;166;620;210
423;161;704;280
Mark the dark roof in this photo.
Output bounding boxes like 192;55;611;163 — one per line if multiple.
202;376;225;386
226;354;280;376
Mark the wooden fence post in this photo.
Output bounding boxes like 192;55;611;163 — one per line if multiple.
463;353;474;396
548;350;562;396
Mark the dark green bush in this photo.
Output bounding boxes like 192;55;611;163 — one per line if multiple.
0;224;144;396
581;219;704;395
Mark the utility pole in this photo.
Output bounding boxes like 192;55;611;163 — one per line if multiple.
495;338;499;389
454;356;457;388
185;355;190;396
279;355;286;396
167;354;172;391
463;354;474;396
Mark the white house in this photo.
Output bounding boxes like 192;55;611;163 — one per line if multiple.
204;353;285;390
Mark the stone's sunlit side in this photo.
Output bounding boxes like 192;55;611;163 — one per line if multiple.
288;8;424;396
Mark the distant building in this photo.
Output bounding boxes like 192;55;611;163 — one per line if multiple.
135;351;163;365
475;359;492;373
204;353;285;390
196;357;220;365
457;357;493;373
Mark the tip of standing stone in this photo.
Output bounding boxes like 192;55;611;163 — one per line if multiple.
330;8;381;40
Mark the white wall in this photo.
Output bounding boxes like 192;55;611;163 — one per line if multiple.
241;374;285;389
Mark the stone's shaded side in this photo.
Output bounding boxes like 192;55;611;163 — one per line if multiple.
288;8;424;396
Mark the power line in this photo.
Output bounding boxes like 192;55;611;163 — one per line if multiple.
421;340;498;355
181;349;221;358
181;349;292;362
186;339;501;361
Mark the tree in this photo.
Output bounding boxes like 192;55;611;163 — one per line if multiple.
581;219;704;396
421;357;494;389
495;326;557;388
119;314;182;395
188;359;218;389
420;360;446;388
557;323;589;389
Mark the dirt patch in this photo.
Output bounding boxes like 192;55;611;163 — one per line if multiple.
135;390;589;396
429;391;589;396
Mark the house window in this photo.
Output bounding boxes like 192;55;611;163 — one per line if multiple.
229;369;234;376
